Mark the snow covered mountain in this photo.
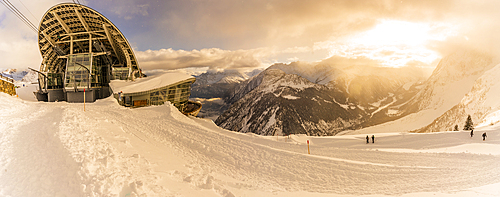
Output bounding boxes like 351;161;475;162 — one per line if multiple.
217;68;361;136
190;70;250;99
1;69;28;81
215;57;427;136
418;59;500;132
405;50;493;115
190;69;262;120
1;68;38;84
20;69;39;83
352;50;497;134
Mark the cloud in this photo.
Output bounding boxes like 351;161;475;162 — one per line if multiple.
0;0;68;70
3;0;500;73
135;48;270;71
320;56;385;67
280;46;311;54
108;1;149;20
137;0;466;50
422;0;500;58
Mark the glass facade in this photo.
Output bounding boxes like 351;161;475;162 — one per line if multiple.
47;73;63;89
91;55;109;88
65;54;91;89
149;82;192;107
64;54;109;90
112;67;129;80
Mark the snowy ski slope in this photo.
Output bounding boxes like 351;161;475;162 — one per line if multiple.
1;91;499;196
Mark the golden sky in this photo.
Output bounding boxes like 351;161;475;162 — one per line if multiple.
1;0;500;73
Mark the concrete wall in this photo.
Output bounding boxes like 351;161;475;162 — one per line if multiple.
35;91;48;102
66;90;96;103
48;89;66;102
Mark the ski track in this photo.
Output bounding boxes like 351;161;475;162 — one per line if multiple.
81;99;500;196
1;95;500;196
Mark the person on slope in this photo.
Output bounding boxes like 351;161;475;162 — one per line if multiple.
366;135;369;144
470;130;474;138
371;135;375;143
482;132;487;141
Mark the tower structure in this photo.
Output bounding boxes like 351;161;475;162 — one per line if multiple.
35;3;142;102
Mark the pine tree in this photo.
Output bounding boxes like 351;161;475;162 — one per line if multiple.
454;125;459;131
463;115;474;130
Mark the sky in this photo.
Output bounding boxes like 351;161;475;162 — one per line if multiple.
1;0;500;74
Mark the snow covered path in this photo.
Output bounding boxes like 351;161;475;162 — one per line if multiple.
0;98;83;196
1;93;500;196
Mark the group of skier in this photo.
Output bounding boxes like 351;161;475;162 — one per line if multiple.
364;130;488;144
366;135;375;144
470;130;487;141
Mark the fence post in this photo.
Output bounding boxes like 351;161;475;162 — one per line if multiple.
307;140;310;154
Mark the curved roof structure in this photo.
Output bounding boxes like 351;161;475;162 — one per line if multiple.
37;3;139;75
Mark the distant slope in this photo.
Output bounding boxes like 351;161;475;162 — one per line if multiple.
216;68;364;136
352;50;495;134
190;70;255;120
418;62;500;132
190;69;260;99
216;57;427;136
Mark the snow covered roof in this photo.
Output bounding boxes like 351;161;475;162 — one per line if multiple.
0;73;14;84
109;71;195;94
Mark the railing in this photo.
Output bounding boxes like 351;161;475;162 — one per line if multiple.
0;74;14;83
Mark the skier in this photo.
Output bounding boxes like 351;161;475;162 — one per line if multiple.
366;135;369;144
371;135;375;143
470;130;474;138
118;91;123;102
482;132;487;141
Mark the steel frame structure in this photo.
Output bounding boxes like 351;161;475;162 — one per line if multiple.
35;3;142;102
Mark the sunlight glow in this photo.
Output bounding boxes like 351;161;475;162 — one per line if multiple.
327;20;458;68
353;20;443;46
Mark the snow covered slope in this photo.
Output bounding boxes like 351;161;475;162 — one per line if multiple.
419;62;500;132
1;92;500;196
352;50;495;134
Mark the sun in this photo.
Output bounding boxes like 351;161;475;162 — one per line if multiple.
354;20;435;46
329;20;458;68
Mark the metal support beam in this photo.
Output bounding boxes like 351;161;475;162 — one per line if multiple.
58;31;105;37
51;11;71;33
51;11;84;52
102;24;123;65
89;33;92;53
28;67;48;92
74;8;90;32
41;31;57;48
55;36;107;44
